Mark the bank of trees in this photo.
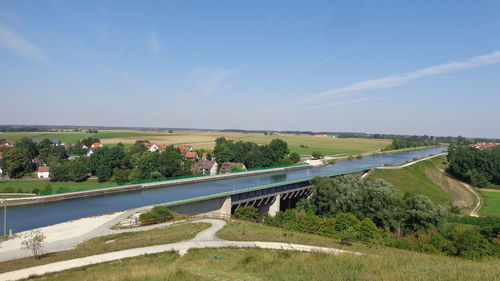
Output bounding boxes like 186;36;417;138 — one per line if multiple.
234;175;497;260
447;145;500;187
213;137;300;168
384;136;439;150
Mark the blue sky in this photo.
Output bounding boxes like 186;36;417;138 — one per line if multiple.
0;0;499;138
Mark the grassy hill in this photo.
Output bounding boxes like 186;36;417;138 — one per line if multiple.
31;219;500;281
479;190;500;216
370;156;458;205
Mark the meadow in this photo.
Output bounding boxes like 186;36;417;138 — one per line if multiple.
239;134;391;155
28;219;500;281
370;156;461;206
0;130;172;145
479;190;500;217
0;179;102;194
1;129;390;156
0;222;209;273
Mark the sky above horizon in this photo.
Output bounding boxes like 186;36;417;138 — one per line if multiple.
1;0;499;138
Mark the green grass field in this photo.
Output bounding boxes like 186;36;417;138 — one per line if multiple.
239;134;391;156
0;130;171;145
370;156;453;205
0;179;102;193
479;190;500;217
29;219;500;281
0;222;209;273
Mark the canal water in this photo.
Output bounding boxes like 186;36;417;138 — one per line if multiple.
1;147;446;232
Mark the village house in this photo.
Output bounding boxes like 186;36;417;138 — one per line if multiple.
177;145;193;154
468;142;500;150
51;140;65;146
0;152;4;160
185;151;198;160
219;162;247;173
0;141;16;148
145;143;159;152
91;142;103;149
193;159;218;175
37;166;50;179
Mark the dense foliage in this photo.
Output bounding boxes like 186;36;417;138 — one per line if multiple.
213;137;298;168
138;206;174;225
447;145;500;187
234;206;260;221
310;176;445;233
384;136;439;150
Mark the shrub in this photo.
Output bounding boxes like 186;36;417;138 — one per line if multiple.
139;206;173;225
234;206;259;221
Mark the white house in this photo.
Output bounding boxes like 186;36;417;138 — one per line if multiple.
37;166;50;179
145;143;159;152
194;160;218;175
86;150;94;157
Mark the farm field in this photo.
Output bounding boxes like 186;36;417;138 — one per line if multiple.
27;220;500;281
99;130;256;150
370;156;474;207
1;130;390;156
479;190;500;217
238;134;391;156
0;130;172;145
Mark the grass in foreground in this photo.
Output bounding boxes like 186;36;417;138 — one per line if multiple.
238;134;391;156
370;156;457;206
37;247;500;281
0;222;209;273
0;179;102;194
479;190;500;217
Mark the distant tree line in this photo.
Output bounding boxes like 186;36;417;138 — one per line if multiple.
213;137;300;169
383;136;439;150
447;145;500;188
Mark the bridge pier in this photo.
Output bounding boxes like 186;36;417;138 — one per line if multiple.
258;194;280;217
169;196;231;217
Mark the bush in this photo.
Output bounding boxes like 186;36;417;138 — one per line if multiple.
234;206;259;221
311;151;323;159
139;206;174;225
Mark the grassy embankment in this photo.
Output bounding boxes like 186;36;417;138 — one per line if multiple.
370;155;475;210
29;219;500;281
0;222;209;273
479;190;500;217
0;179;103;194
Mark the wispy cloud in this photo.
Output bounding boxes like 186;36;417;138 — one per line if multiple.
305;98;384;110
0;23;49;61
148;32;162;54
178;68;233;99
282;50;500;109
314;54;340;67
265;10;286;25
199;71;233;97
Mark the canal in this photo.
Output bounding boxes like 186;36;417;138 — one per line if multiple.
1;147;446;232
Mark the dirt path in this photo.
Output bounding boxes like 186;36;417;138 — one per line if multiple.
0;219;361;281
375;153;447;170
478;188;500;192
460;182;482;217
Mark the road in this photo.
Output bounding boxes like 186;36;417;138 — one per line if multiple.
0;219;361;281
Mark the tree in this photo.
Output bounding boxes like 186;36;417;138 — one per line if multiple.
295;198;316;215
21;230;46;259
16;137;38;160
403;194;445;232
311;151;323;159
5;148;32;178
234;206;259;221
80;137;100;148
289;152;301;163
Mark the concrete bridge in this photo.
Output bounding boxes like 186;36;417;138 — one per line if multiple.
165;167;370;218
